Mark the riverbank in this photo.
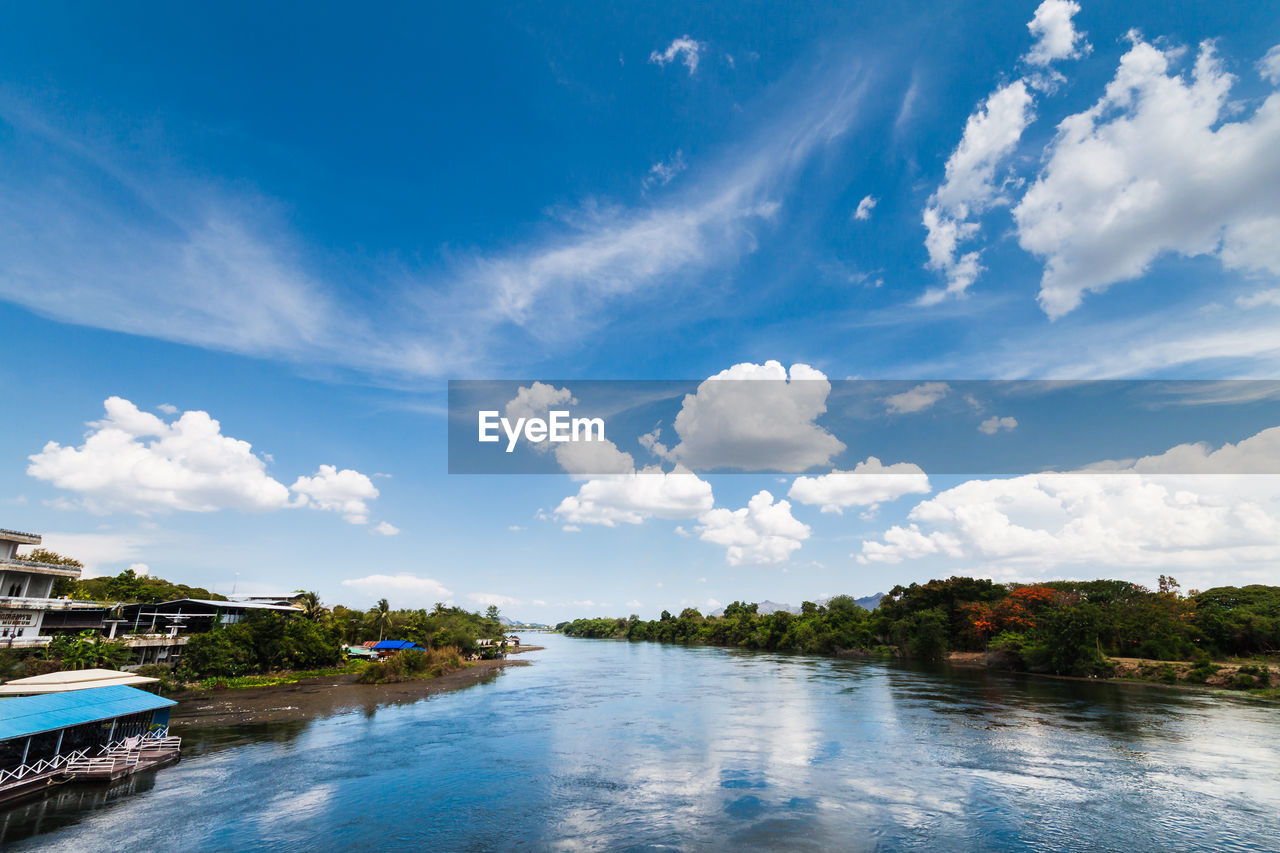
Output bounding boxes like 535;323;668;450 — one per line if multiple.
947;650;1280;698
169;658;530;727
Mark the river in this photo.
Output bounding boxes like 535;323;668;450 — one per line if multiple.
3;634;1278;851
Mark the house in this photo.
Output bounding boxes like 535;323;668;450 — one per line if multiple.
370;640;423;657
0;685;180;804
0;528;109;647
115;598;302;666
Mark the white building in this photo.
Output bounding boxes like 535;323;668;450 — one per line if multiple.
0;527;100;647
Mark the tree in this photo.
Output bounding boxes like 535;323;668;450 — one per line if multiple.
296;590;325;621
22;549;84;597
371;598;393;641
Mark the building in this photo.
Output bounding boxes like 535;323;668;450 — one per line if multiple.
0;528;106;647
115;598;304;666
0;685;180;804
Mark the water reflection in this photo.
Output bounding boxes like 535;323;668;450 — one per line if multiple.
5;635;1278;852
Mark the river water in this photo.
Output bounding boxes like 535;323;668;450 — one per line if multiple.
3;634;1278;851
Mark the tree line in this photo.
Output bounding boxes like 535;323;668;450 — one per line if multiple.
559;576;1280;678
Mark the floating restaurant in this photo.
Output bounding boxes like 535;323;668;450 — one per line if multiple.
0;685;180;804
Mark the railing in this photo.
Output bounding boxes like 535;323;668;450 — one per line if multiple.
0;748;90;787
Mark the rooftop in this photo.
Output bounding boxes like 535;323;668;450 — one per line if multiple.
0;685;175;741
0;557;80;578
0;668;159;696
0;529;41;546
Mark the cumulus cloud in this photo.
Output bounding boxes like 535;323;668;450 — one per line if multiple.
979;416;1018;434
27;397;382;526
340;573;453;606
697;490;811;565
920;1;1088;305
853;195;877;221
291;465;379;524
885;381;950;414
1024;0;1090;67
555;464;714;527
504;382;576;427
28;396;291;515
371;521;400;536
649;36;704;74
1015;38;1280;317
921;81;1034;304
788;457;931;513
1261;45;1280;85
666;361;845;472
858;425;1280;577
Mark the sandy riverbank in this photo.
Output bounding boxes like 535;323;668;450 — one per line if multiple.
169;657;530;727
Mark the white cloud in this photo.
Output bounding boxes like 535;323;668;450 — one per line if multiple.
28;397;292;515
978;416;1018;434
885;381;950;414
290;465;379;525
1024;0;1090;67
649;36;704;74
788;457;931;513
508;525;526;532
504;382;577;427
28;397;382;526
26;530;150;578
127;562;150;576
697;490;811;565
666;361;845;472
467;592;520;608
371;521;400;536
340;573;454;606
921;81;1035;304
853;195;877;221
555;464;714;527
626;599;642;609
1261;45;1280;85
0;56;865;381
1015;38;1280;317
644;150;687;189
156;403;179;415
858;425;1280;578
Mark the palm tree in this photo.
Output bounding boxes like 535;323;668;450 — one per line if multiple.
297;590;325;622
371;598;393;641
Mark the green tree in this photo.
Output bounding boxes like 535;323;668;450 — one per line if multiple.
296;590;325;621
371;598;393;641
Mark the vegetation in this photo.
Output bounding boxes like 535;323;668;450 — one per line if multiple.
53;566;226;603
356;646;465;684
42;631;133;671
328;601;506;655
560;577;1280;684
176;612;342;680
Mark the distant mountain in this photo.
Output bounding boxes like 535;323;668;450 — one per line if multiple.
499;616;549;628
709;593;885;618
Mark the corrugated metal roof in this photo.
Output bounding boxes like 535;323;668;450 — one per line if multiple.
372;640;422;650
0;685;176;741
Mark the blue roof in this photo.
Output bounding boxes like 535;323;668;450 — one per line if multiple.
0;685;176;741
372;640;422;650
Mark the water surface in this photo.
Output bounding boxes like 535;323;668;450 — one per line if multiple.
4;635;1277;851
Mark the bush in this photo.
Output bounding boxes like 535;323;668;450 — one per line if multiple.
355;646;464;684
1229;673;1258;690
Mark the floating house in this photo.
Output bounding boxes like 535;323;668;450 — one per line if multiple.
0;528;107;647
0;685;181;804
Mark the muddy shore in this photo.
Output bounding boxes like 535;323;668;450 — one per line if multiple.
169;657;530;727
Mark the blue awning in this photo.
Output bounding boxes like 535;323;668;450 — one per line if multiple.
371;640;422;650
0;684;176;741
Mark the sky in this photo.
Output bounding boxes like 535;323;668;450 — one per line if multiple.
1;1;1279;623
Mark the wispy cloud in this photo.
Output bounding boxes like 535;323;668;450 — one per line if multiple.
0;60;867;383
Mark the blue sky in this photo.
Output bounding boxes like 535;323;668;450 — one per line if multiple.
1;1;1279;622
